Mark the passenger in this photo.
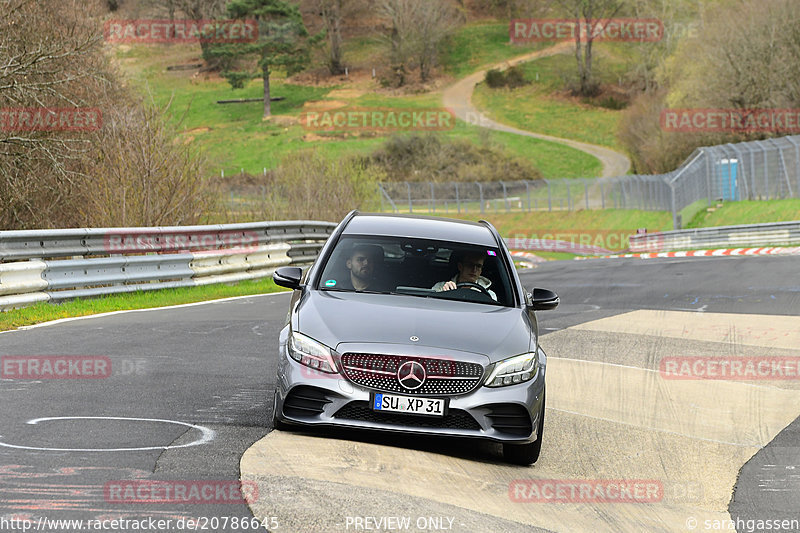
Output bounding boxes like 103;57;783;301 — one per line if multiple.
432;251;497;301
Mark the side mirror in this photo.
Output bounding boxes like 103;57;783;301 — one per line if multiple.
273;266;304;290
528;287;559;311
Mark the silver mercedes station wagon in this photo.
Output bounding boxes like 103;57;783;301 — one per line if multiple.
271;211;558;465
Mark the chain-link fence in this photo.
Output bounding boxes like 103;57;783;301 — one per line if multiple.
668;136;800;227
376;135;800;228
377;176;672;215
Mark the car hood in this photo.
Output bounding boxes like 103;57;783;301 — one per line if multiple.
295;291;533;362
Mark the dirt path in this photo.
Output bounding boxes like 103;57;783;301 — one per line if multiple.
442;42;631;178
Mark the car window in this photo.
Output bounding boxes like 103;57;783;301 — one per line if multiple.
316;235;513;306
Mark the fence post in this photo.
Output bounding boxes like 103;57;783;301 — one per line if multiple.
749;143;757;199
455;182;460;213
703;148;713;205
430;182;435;213
525;180;531;212
600;181;605;209
769;138;792;197
407;182;412;213
566;182;572;210
729;144;749;200
476;182;484;214
500;181;509;212
787;136;800;199
669;179;679;229
757;140;769;200
584;179;589;209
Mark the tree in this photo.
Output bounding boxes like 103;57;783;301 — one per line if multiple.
378;0;464;86
557;0;624;96
0;0;213;229
312;0;347;75
618;0;800;174
173;0;229;68
210;0;316;118
413;1;464;82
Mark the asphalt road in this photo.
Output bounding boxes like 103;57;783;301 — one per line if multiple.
0;255;798;532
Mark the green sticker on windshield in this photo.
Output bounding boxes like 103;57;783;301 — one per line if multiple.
324;279;337;287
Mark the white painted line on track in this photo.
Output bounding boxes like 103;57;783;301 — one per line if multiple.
0;416;215;452
0;291;291;335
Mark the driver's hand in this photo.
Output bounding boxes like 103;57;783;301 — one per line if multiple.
441;281;457;291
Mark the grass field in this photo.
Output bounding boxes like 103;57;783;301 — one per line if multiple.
114;36;601;178
441;22;550;77
0;279;285;332
472;47;627;152
686;199;800;228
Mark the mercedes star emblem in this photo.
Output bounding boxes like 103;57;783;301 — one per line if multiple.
397;361;426;390
410;336;419;342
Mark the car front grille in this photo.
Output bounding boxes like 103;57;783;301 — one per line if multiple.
334;401;482;431
340;352;484;396
485;403;533;436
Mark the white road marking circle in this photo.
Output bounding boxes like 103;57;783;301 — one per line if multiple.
0;416;215;452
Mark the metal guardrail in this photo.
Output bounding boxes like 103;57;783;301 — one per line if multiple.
629;221;800;252
0;221;337;311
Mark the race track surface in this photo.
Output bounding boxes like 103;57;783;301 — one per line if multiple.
1;255;798;533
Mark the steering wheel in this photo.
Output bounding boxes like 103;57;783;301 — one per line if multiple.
456;281;492;298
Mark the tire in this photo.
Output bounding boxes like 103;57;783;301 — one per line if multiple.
503;387;545;465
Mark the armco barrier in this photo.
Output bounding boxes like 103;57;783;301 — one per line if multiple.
630;221;800;252
0;221;336;311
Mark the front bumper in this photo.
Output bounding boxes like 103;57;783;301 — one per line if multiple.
273;338;546;444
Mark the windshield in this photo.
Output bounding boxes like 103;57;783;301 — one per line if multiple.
316;235;514;306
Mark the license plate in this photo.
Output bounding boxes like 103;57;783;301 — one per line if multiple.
372;393;447;417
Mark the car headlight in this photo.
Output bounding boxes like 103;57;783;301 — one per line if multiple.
484;353;539;387
288;331;338;374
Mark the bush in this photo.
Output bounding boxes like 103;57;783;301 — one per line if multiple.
222;151;383;222
485;69;506;88
503;66;528;88
366;133;542;183
484;66;529;89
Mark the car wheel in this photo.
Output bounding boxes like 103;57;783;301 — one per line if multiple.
271;390;287;430
503;387;545;465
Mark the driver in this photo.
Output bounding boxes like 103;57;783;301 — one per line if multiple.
432;251;497;301
341;244;384;291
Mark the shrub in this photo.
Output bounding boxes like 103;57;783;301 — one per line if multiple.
485;69;506;88
366;133;542;183
485;66;529;89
